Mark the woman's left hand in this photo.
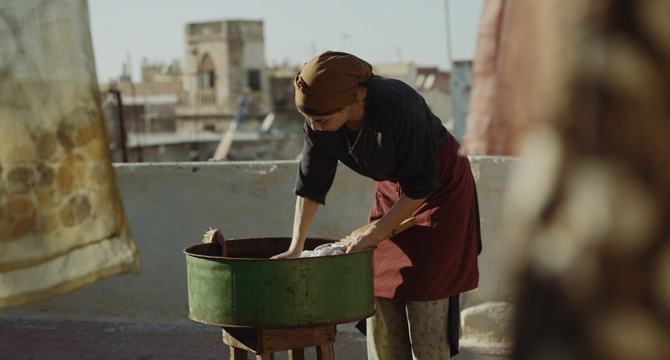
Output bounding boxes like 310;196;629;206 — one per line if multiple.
345;227;382;253
344;194;425;254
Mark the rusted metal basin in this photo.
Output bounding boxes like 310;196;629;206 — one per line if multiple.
184;238;374;328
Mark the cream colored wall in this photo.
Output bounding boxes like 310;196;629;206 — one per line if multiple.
462;157;520;348
1;157;520;346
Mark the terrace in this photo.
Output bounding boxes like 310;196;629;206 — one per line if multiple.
1;157;517;359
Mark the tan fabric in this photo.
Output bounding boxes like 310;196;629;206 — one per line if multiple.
460;0;568;156
0;0;140;310
459;0;508;156
367;297;450;360
294;51;372;112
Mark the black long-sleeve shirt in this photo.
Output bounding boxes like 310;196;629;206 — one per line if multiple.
295;76;448;205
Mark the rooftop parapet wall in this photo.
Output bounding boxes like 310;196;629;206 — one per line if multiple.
1;157;520;346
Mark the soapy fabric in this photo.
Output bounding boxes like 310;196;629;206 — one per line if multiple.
300;243;345;257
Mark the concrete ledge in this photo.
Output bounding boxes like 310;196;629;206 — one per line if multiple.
461;301;517;348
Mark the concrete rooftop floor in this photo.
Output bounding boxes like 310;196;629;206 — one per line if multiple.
0;317;512;360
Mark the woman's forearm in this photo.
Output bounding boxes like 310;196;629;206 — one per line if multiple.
288;195;320;252
272;195;320;259
371;194;425;242
345;194;425;253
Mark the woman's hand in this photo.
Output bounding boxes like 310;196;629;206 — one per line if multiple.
345;226;382;253
271;246;303;259
272;196;320;259
345;194;426;254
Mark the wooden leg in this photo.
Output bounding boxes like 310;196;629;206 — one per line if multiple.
288;348;305;360
316;343;335;360
223;325;335;360
230;346;247;360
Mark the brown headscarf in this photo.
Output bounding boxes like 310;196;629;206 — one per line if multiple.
294;51;373;113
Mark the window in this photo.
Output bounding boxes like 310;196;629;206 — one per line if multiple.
200;71;214;88
199;54;215;88
248;70;261;91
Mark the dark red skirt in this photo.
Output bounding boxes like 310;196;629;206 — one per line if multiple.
369;134;480;301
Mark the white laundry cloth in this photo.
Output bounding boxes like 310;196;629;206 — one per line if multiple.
300;243;345;257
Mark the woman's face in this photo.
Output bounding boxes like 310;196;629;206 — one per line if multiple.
302;86;366;132
304;107;350;132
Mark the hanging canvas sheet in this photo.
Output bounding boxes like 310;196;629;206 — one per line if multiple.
0;0;141;310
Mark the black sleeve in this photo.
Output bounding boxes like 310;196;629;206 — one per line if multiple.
294;119;338;205
391;94;443;199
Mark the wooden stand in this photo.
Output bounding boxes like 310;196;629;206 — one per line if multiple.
222;324;336;360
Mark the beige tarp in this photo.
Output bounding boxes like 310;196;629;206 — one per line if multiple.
0;0;140;310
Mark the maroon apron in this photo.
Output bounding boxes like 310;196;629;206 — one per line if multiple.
369;135;480;301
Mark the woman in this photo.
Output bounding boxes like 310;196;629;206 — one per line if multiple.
274;51;480;359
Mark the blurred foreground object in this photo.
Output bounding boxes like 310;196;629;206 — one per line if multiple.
483;0;670;359
0;0;140;310
460;0;568;156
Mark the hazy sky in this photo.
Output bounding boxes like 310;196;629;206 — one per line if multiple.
88;0;484;83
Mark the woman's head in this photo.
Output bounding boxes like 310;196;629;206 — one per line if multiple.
294;51;372;113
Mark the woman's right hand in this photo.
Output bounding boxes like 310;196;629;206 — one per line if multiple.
273;196;319;259
271;247;303;259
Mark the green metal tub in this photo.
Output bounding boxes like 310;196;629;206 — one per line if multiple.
184;238;374;328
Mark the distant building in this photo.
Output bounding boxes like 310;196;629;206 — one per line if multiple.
175;20;271;133
374;63;453;131
96;19;454;162
141;59;182;83
415;67;453;132
98;19;302;162
373;63;418;87
415;67;451;93
267;65;300;112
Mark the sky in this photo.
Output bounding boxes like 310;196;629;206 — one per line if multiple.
87;0;484;83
